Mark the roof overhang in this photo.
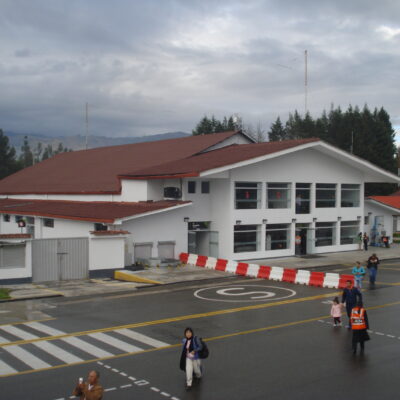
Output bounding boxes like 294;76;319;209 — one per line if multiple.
365;198;400;214
114;201;192;224
200;141;400;184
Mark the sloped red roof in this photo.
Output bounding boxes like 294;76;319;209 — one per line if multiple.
0;131;241;195
369;196;400;210
124;138;320;178
0;198;191;223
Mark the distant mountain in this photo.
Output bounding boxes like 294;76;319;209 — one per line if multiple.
5;131;190;153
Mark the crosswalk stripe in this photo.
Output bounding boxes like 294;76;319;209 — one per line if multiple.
0;325;39;341
115;329;169;348
0;359;17;375
4;345;51;370
61;337;113;359
0;334;10;344
33;341;83;364
23;321;65;336
88;332;143;353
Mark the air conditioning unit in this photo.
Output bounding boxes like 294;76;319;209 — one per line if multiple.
164;187;182;199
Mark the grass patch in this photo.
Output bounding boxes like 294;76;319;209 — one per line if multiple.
0;288;11;300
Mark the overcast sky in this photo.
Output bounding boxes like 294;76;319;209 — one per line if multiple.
0;0;399;142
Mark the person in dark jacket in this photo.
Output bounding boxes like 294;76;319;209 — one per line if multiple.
341;280;362;328
179;327;202;390
367;253;380;288
351;301;370;354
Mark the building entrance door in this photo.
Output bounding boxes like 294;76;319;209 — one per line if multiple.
295;224;310;256
188;223;218;257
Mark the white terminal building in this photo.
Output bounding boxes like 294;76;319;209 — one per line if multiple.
0;131;399;283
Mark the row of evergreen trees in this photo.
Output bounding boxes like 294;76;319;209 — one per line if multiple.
0;130;71;179
192;105;399;195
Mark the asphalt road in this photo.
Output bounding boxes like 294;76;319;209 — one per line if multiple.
1;258;400;400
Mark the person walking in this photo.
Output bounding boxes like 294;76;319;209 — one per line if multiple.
352;261;366;289
341;280;362;329
330;297;343;326
357;232;362;250
73;370;103;400
367;253;380;288
363;233;369;251
180;327;202;390
351;301;370;354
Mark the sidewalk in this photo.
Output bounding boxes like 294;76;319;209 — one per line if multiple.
1;245;398;302
248;243;399;269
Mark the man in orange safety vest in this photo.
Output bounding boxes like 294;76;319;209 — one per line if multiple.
351;301;370;354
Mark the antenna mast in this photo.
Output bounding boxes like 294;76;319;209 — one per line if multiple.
304;50;308;115
85;102;89;150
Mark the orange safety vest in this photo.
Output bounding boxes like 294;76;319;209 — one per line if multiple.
351;307;367;330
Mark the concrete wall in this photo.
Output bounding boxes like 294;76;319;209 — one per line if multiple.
89;235;126;271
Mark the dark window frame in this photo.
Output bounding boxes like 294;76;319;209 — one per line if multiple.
43;218;54;228
188;181;196;194
201;181;210;194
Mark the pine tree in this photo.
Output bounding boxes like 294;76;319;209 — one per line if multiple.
19;136;33;168
268;117;286;141
0;129;20;179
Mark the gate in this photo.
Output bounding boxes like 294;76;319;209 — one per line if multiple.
32;238;88;282
0;243;25;268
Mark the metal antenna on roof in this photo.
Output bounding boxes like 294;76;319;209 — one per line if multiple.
304;50;308;115
85;102;89;150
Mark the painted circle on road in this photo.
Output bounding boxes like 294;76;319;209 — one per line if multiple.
194;284;296;303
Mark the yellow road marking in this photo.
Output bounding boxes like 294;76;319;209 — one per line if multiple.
378;267;400;271
0;317;55;328
374;281;400;286
31;284;64;296
0;291;338;348
3;298;400;379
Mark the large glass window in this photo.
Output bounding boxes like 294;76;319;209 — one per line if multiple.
315;222;336;247
266;183;291;209
340;221;359;244
188;181;196;194
341;184;360;207
265;224;291;250
234;225;260;253
3;214;10;222
296;183;311;214
316;184;336;208
235;182;261;209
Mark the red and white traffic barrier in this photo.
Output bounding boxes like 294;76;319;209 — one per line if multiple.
179;253;353;289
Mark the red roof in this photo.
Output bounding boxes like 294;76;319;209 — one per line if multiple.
0;131;241;195
392;189;400;196
0;198;191;223
90;230;130;236
369;196;400;210
125;138;320;178
0;234;31;239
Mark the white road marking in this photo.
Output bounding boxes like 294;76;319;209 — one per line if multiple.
62;336;113;358
0;311;11;314
129;376;136;381
4;345;51;369
161;392;171;397
0;325;39;341
171;397;180;400
23;321;65;336
88;332;143;353
120;372;127;376
104;387;117;392
120;384;132;389
151;387;161;392
112;368;119;372
375;332;384;336
0;334;10;344
33;341;83;364
0;359;18;375
134;379;149;386
115;328;169;348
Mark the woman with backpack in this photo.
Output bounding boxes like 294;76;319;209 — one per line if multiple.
180;327;203;390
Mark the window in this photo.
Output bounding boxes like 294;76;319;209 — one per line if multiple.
188;181;196;194
340;221;359;244
235;182;261;209
15;215;23;223
43;218;54;228
201;181;210;194
315;222;336;247
266;183;291;209
3;214;10;222
94;223;107;231
364;215;369;225
234;225;260;253
316;184;336;208
266;224;291;250
295;183;311;214
341;184;360;207
26;217;34;225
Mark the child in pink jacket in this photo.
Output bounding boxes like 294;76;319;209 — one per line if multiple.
330;297;343;326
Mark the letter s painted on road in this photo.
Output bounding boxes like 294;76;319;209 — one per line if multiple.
216;287;276;299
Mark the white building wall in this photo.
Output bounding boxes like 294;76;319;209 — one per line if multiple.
89;236;126;271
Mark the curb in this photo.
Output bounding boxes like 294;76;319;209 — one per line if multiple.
0;294;63;303
114;270;162;285
179;253;355;289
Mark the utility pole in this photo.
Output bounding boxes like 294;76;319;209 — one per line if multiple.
85;102;89;150
304;50;308;115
